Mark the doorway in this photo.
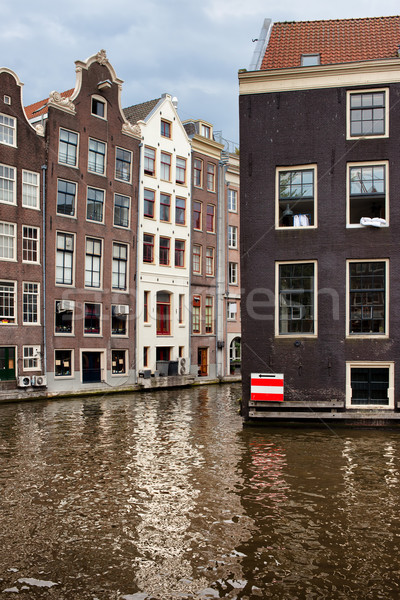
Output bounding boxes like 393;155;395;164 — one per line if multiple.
0;347;15;381
198;348;208;377
82;351;102;383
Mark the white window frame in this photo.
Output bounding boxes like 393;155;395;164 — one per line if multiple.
193;244;202;274
346;88;389;140
346;259;389;339
228;225;238;249
22;170;40;209
111;349;128;377
86;186;105;224
54;300;74;336
23;282;40;325
54;349;74;378
228;302;237;321
275;164;317;229
85;237;103;289
88;138;106;176
56;232;75;287
113;193;131;229
229;262;238;285
58;128;79;167
91;95;107;120
346;161;389;228
275;260;318;338
23;345;41;371
84;302;102;336
115;147;132;183
111;304;129;337
57;178;77;218
0;280;16;324
0;164;16;205
0;221;16;261
0;113;16;147
228;189;238;212
346;361;394;409
22;225;40;264
112;242;129;291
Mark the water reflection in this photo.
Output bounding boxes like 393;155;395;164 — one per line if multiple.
1;389;400;598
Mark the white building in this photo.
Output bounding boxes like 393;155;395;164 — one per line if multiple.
124;94;191;376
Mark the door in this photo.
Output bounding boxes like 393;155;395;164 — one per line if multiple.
82;351;102;383
198;348;208;377
0;347;16;381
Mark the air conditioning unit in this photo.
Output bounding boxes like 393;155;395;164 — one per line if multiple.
179;357;186;375
17;376;31;388
31;375;47;387
114;305;129;315
58;300;75;312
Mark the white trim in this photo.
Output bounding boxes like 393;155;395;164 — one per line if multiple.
275;164;317;229
346;88;389;140
91;94;107;120
58;127;79;168
346;160;389;227
54;348;74;379
346;361;394;409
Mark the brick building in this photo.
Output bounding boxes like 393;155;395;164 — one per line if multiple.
239;16;400;422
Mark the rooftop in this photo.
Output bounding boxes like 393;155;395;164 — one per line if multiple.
24;89;74;120
123;98;160;124
261;16;400;70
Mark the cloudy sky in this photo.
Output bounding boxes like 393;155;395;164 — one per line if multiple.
2;0;400;144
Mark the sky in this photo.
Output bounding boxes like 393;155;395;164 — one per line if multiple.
2;0;400;146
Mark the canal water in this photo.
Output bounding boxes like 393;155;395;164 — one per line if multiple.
1;384;400;599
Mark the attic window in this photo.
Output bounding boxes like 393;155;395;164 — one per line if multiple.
4;96;11;105
301;54;320;66
91;96;106;119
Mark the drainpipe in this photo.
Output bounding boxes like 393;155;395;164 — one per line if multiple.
216;155;228;378
41;164;47;374
135;142;143;383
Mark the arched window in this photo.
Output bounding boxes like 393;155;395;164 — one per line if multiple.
230;337;241;362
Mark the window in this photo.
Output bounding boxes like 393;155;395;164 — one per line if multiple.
143;234;154;263
159;237;170;265
193;201;202;230
0;222;16;260
56;233;74;285
301;53;320;66
348;89;388;138
4;96;11;105
0;114;16;146
206;247;214;276
85;238;102;288
175;240;185;267
207;163;215;191
111;305;128;336
175;197;186;225
84;303;101;335
115;147;132;182
194;159;203;187
22;226;39;263
156;291;171;335
144;147;155;176
193;244;201;274
277;262;316;336
348;260;387;336
112;242;128;290
228;225;237;249
144;189;155;218
57;179;76;216
59;128;78;166
88;139;106;175
277;166;316;227
144;291;150;323
0;281;16;323
114;194;130;228
91;96;106;119
0;164;16;205
160;152;171;181
205;296;213;333
112;350;127;375
55;300;74;334
346;363;394;408
348;162;387;225
206;205;215;232
22;171;39;209
160;193;171;222
201;124;211;138
229;262;238;285
86;187;104;223
192;296;201;333
23;346;41;370
23;283;39;324
176;157;186;184
228;302;237;321
228;189;237;212
161;120;171;138
179;294;184;324
54;350;72;377
143;346;149;367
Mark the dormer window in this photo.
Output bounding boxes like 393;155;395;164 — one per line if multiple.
301;54;320;66
4;96;11;105
201;124;211;138
91;96;106;119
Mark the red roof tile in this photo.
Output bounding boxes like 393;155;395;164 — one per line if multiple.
261;16;400;70
24;89;74;120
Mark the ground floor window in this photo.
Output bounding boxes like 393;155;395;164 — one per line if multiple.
347;362;394;408
156;347;171;362
23;345;41;370
0;346;15;380
55;350;72;377
277;261;316;336
112;350;127;375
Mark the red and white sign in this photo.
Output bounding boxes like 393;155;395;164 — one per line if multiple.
250;373;284;402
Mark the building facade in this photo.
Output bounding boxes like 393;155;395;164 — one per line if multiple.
239;16;400;422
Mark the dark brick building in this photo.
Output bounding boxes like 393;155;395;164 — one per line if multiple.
239;16;400;422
